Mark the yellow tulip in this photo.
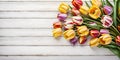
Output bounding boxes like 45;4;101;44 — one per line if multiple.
58;2;69;14
79;6;89;15
91;0;102;7
99;34;112;45
63;29;75;40
77;26;89;36
89;5;101;19
89;38;99;47
52;28;62;38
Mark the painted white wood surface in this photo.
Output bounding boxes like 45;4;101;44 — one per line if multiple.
0;0;119;60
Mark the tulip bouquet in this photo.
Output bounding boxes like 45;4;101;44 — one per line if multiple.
52;0;120;58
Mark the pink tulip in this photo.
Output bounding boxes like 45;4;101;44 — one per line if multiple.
57;13;67;21
100;29;109;34
72;16;83;25
70;37;78;45
101;15;113;28
103;5;113;15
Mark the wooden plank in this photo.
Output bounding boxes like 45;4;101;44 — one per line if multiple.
0;46;114;55
0;56;118;60
0;2;113;11
0;29;52;37
0;37;91;46
0;12;57;19
0;0;113;2
0;2;69;11
0;19;56;28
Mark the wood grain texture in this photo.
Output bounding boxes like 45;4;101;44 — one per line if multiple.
0;0;118;60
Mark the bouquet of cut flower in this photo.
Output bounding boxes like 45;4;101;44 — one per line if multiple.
52;0;120;58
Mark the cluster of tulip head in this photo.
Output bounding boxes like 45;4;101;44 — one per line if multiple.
52;0;120;47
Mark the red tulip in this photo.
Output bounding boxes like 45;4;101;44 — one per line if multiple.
71;7;80;16
72;0;83;10
90;29;100;38
116;36;120;46
64;20;74;30
79;36;87;44
53;21;62;29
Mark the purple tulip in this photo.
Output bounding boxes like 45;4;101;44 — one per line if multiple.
70;37;78;45
89;22;97;26
103;5;113;15
57;13;67;21
100;29;109;34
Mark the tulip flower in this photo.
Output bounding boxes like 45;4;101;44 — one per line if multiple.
77;26;89;36
53;21;62;29
58;2;69;14
64;20;74;30
100;29;109;34
103;5;113;15
89;38;99;47
89;6;101;19
118;25;120;31
90;29;100;38
70;37;78;45
99;34;112;45
71;7;80;16
101;15;113;28
57;13;67;21
63;29;75;40
89;22;97;26
79;6;89;15
115;36;120;46
72;0;83;10
72;16;83;25
52;28;62;38
91;0;101;7
79;36;87;44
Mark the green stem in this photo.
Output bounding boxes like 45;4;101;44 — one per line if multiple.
113;0;118;27
111;25;120;35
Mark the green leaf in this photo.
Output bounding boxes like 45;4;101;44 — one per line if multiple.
106;0;113;7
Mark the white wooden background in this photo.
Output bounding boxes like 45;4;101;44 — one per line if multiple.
0;0;119;60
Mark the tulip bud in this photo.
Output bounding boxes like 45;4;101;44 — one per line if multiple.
57;13;67;22
79;36;87;44
77;26;89;36
89;6;101;19
53;21;62;29
115;36;120;46
101;15;113;28
100;29;109;34
71;7;80;16
103;5;113;15
52;28;62;38
58;2;69;14
89;22;97;26
70;37;78;45
99;34;112;45
64;20;74;30
116;36;120;46
79;6;89;15
72;0;83;10
118;25;120;31
90;29;100;38
72;16;83;25
89;38;99;47
63;29;75;40
91;0;102;7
